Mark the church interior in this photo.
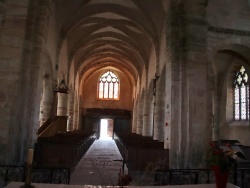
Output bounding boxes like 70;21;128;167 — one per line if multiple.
1;0;250;187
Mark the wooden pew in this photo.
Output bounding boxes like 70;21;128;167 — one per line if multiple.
34;131;97;171
114;132;169;172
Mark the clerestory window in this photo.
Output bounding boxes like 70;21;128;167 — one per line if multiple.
233;66;249;120
98;70;119;100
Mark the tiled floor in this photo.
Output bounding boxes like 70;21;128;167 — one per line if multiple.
70;138;126;186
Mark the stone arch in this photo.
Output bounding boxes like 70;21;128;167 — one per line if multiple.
208;37;250;63
60;4;157;49
211;44;250;144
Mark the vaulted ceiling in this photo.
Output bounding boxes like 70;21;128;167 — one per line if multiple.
55;0;165;86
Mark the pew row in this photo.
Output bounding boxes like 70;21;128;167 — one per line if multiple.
114;132;169;172
34;131;97;171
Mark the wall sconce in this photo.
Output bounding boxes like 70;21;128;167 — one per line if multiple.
54;79;70;94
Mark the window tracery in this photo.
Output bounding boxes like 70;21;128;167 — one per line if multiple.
98;70;119;100
234;66;249;120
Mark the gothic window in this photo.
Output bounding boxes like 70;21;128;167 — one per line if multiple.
234;66;249;120
98;70;119;100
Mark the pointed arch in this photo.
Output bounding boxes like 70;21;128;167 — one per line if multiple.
233;66;249;120
98;70;120;100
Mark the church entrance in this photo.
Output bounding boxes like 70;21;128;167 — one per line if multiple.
100;118;114;140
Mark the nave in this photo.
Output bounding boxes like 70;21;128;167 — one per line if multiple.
70;138;127;186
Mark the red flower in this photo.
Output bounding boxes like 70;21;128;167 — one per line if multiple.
207;141;237;173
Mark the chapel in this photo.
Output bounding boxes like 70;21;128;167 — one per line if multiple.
0;0;250;172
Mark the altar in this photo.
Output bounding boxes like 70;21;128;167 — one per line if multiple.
4;182;240;188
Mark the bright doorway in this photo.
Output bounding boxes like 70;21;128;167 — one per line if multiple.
100;118;113;140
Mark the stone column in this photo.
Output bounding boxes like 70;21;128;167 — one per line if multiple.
212;115;219;141
57;93;68;116
153;71;166;141
67;90;74;131
39;79;53;126
136;92;144;135
142;90;154;136
169;0;210;168
132;102;138;133
73;93;79;130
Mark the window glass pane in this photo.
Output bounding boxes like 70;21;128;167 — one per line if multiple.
107;75;112;82
241;102;247;120
234;66;249;120
104;82;109;98
114;83;119;99
109;83;113;98
235;103;240;120
102;77;107;82
99;82;103;98
98;70;119;100
234;88;239;103
241;87;247;119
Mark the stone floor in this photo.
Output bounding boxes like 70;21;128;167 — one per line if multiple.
70;137;126;186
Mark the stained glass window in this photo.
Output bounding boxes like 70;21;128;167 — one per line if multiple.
234;66;249;120
98;70;119;100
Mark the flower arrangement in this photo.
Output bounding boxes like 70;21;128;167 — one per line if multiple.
207;142;244;173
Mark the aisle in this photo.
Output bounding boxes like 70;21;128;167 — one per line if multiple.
70;139;125;186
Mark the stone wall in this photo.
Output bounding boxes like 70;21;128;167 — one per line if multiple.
206;2;250;146
168;0;210;168
0;0;30;164
0;0;57;164
81;69;133;110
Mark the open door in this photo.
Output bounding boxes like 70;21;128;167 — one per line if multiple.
100;118;114;139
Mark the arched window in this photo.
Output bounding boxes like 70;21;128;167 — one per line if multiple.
234;66;249;120
98;70;119;100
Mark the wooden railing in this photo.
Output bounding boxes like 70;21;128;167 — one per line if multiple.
34;131;97;171
114;132;169;172
37;116;68;137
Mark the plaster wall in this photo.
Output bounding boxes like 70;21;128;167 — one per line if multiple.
81;69;133;110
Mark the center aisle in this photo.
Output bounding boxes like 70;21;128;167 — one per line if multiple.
70;138;125;186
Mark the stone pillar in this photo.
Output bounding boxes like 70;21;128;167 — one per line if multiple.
39;79;53;126
153;71;166;141
57;93;68;116
136;92;144;135
169;0;210;168
67;90;74;131
142;91;154;136
132;102;138;133
73;94;79;130
212;115;219;141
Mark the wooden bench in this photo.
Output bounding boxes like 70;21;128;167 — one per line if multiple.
114;132;169;172
34;131;97;171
